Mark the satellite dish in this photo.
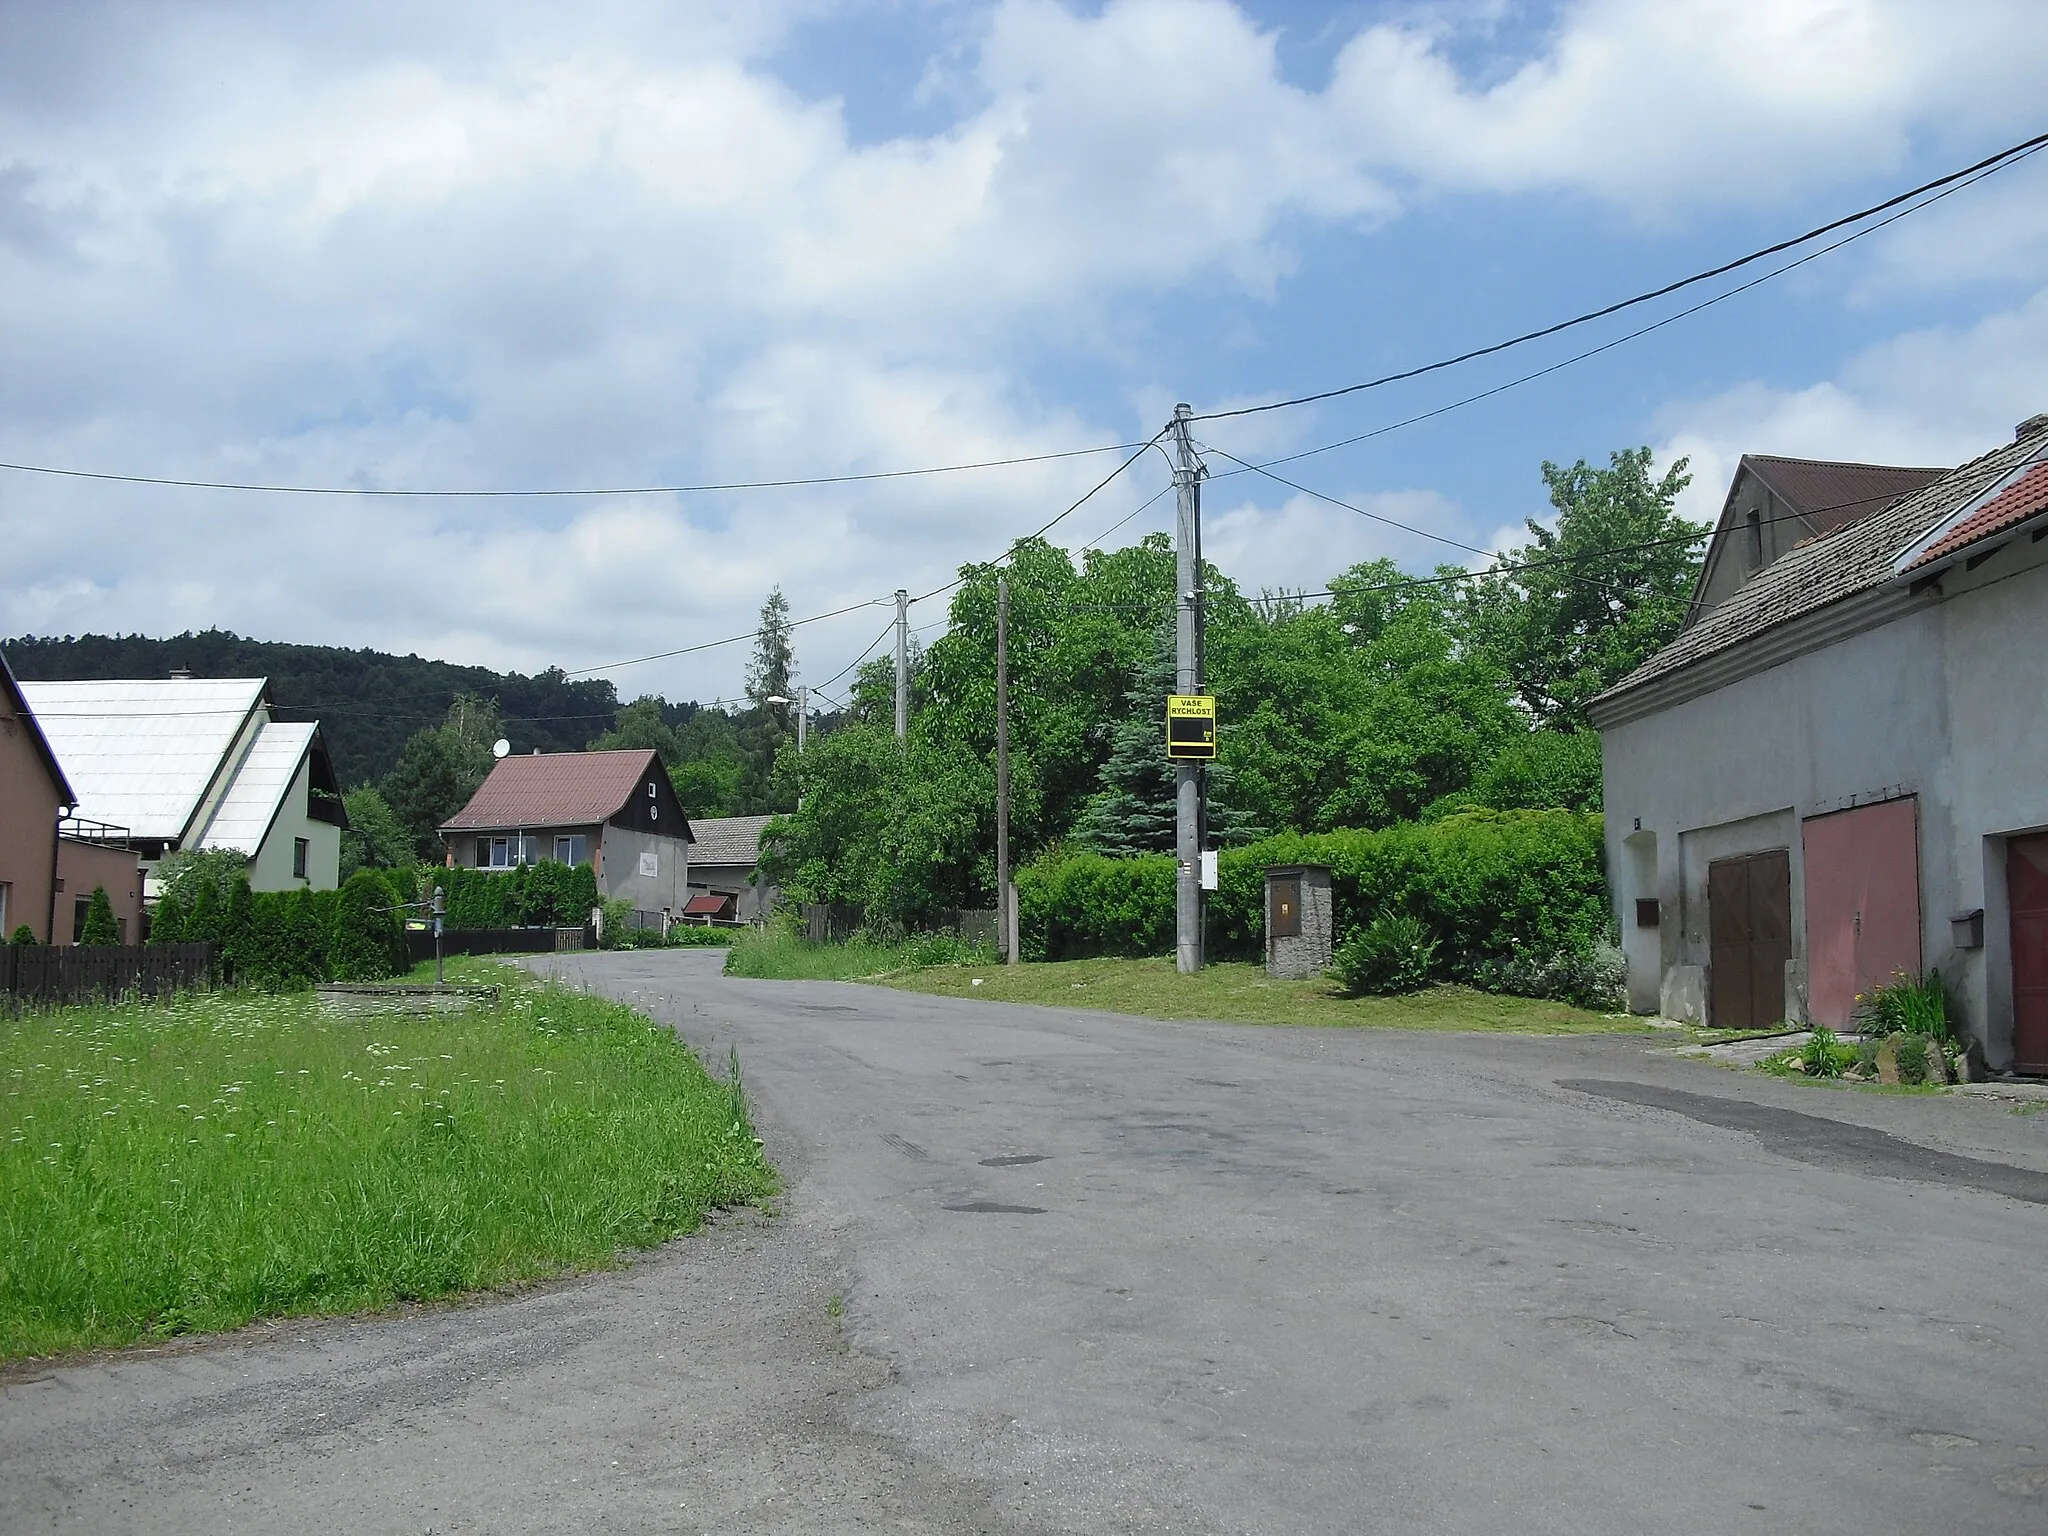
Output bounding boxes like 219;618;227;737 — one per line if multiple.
492;738;511;759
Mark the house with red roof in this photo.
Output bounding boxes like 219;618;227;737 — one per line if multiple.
440;748;694;921
1589;413;2048;1074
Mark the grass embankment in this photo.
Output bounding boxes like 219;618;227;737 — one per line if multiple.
0;982;775;1361
723;927;993;981
884;954;1647;1035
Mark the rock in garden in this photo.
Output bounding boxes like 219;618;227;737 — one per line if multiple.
1876;1033;1905;1085
1924;1046;1951;1086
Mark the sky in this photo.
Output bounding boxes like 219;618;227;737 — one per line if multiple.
3;0;2046;717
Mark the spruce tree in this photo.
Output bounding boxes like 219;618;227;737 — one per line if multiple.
1071;628;1258;854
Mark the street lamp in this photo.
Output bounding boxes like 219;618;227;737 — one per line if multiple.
765;689;808;752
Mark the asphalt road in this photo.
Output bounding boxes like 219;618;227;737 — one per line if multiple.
5;949;2046;1534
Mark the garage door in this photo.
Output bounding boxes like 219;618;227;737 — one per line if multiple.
2011;833;2048;1075
1708;849;1791;1030
1802;798;1922;1030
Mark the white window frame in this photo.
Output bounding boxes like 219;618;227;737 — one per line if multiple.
553;835;587;866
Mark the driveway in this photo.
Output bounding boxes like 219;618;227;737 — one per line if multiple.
5;949;2045;1534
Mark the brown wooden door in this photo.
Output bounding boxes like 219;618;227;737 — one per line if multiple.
1709;849;1792;1030
2010;834;2048;1075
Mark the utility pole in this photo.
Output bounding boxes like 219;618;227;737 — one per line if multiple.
1172;403;1205;974
894;588;910;741
995;574;1013;965
796;684;808;753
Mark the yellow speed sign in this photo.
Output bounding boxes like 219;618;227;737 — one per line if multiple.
1165;694;1216;760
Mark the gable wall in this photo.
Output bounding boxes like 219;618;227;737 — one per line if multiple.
245;753;341;892
0;694;65;941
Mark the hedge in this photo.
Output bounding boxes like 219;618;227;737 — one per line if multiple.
1018;809;1610;982
433;861;599;931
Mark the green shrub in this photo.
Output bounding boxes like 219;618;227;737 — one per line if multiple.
8;925;37;947
1801;1026;1846;1079
1894;1034;1930;1086
1020;809;1611;1005
1333;913;1438;995
666;925;738;947
1859;970;1951;1042
148;891;187;945
77;887;120;946
1853;1036;1882;1075
330;871;407;981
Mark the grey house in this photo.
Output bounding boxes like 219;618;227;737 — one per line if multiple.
683;813;779;923
440;748;694;919
1588;416;2048;1073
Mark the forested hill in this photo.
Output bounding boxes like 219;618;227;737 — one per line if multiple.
1;630;624;788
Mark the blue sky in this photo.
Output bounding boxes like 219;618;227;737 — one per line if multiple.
2;0;2045;714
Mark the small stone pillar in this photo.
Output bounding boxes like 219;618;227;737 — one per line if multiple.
1265;864;1333;980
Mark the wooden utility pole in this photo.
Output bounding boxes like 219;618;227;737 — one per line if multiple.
995;574;1013;964
1172;403;1205;973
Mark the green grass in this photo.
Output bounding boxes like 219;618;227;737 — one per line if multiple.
881;955;1648;1034
0;981;775;1362
723;927;995;980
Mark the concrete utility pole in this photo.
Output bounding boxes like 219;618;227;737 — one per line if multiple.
894;588;910;741
1172;403;1205;974
796;684;808;753
995;574;1013;964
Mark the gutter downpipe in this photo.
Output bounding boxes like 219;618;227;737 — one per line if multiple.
47;801;71;945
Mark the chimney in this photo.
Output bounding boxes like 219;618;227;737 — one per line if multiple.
169;667;192;680
2017;413;2048;440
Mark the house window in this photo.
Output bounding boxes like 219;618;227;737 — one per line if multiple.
487;837;536;869
554;835;588;866
476;838;492;867
0;881;10;935
73;897;89;944
293;838;309;880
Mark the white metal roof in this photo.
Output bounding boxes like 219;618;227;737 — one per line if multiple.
17;678;267;840
199;721;316;856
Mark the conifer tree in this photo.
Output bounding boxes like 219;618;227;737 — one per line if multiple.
79;887;120;945
149;891;187;945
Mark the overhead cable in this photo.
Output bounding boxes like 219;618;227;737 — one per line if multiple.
1195;129;2048;422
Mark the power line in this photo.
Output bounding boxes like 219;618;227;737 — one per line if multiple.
1198;145;2038;483
0;441;1148;499
1195;128;2048;422
561;596;888;678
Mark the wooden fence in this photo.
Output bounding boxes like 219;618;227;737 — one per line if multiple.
402;927;588;965
0;943;213;1008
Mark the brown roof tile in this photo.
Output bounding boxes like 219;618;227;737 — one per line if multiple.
441;749;663;831
1742;456;1944;532
1903;460;2048;571
1595;425;2048;708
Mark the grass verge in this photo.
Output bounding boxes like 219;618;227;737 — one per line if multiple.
723;927;994;980
881;955;1647;1034
1;981;774;1362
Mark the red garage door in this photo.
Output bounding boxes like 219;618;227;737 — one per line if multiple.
1802;798;1922;1030
2010;834;2048;1075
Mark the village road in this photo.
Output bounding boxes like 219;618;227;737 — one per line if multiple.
5;948;2047;1534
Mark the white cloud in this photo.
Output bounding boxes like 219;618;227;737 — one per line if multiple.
1655;286;2048;524
3;0;2046;703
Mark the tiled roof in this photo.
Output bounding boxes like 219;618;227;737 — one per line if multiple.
682;893;734;916
441;749;662;831
16;678;267;840
199;722;317;856
1901;460;2048;571
1742;456;1944;532
1596;424;2048;707
686;813;774;866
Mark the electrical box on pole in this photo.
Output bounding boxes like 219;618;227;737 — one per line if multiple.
1171;403;1206;973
